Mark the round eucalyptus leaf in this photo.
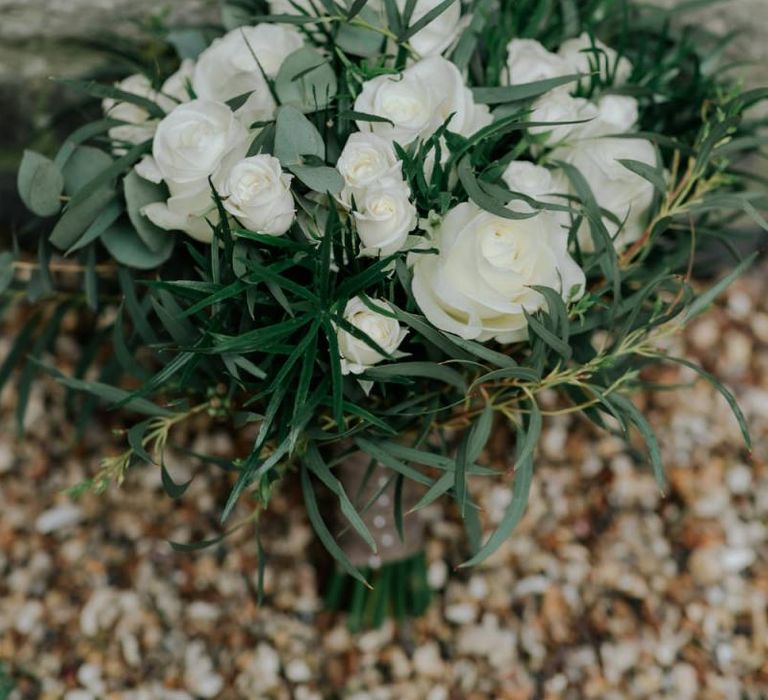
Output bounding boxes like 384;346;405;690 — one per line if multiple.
62;146;114;196
275;105;326;167
275;47;338;112
101;221;174;270
124;169;171;253
290;164;345;195
336;7;386;57
17;150;65;218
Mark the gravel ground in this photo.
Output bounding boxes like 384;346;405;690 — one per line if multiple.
1;262;768;700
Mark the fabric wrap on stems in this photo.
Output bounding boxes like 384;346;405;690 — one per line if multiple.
325;449;431;630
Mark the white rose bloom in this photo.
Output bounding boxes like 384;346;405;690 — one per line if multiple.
354;56;491;146
161;59;196;105
222;155;295;236
505;38;571;85
410;201;585;342
152;99;248;186
268;0;318;14
337;132;401;206
558;32;633;86
550;136;657;251
529;91;598;147
143;181;218;243
400;0;464;58
337;297;408;375
102;74;168;150
586;94;639;137
501;161;570;218
192;25;303;109
353;176;417;256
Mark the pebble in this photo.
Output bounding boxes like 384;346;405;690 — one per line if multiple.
34;504;82;534
285;658;312;683
412;643;444;679
445;602;478;625
427;559;448;589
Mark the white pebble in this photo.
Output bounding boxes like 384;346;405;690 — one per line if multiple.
445;602;477;625
285;659;312;683
427;560;447;589
35;504;82;534
14;600;43;635
670;663;698;700
721;547;755;573
726;464;752;494
413;642;444;678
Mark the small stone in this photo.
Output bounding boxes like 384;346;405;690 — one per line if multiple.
445;602;478;625
689;546;724;586
184;641;223;699
413;642;444;679
721;547;755;573
285;659;312;683
14;600;43;635
427;559;448;589
64;691;95;700
726;464;752;494
35;504;82;534
670;663;699;700
76;664;105;695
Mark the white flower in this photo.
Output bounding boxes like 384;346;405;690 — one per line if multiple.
337;297;407;375
587;94;639;137
400;0;464;58
354;56;491;147
192;25;303;108
161;59;196;104
103;63;196;155
152;99;248;186
143;181;218;243
558;32;633;86
353;176;417;256
222;155;295;236
501;161;570;218
550;136;657;251
505;38;571;85
529;91;598;147
410;201;585;342
337;132;401;206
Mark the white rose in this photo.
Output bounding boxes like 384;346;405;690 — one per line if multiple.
550;136;657;251
529;91;598;147
410;202;585;342
143;181;218;243
587;95;639;137
558;32;633;86
400;0;464;57
337;132;401;206
222;155;295;236
152;99;248;186
353;176;417;256
337;297;407;375
501;161;570;218
269;0;318;14
102;74;169;150
505;38;571;85
192;25;303;108
354;56;491;146
161;59;196;105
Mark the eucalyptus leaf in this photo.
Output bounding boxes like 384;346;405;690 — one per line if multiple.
275;47;338;111
123;169;170;252
101;222;174;270
274;105;325;167
17;150;64;217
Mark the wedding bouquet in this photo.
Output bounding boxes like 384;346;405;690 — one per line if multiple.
4;0;765;626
